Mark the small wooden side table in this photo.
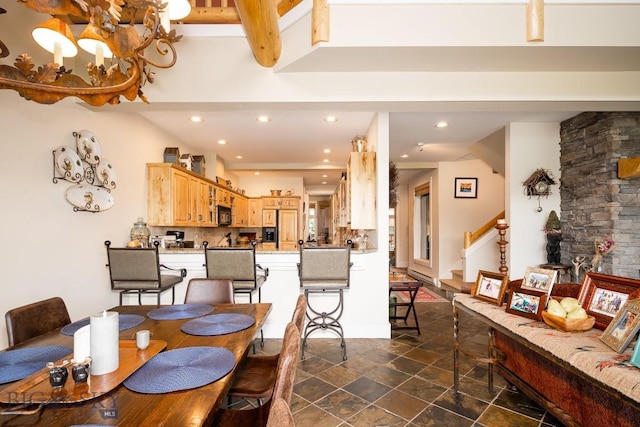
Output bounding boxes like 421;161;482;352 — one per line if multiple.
389;273;421;335
539;263;573;284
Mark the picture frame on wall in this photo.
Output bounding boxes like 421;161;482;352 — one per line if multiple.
505;288;548;320
600;299;640;353
454;177;478;198
473;270;509;306
521;266;558;295
578;272;640;330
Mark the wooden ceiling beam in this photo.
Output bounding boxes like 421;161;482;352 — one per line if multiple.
234;0;281;68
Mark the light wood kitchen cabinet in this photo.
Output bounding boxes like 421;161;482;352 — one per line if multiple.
147;163;246;228
248;198;263;227
216;188;232;208
261;242;277;251
262;197;280;208
280;197;300;209
147;164;193;226
348;152;377;230
332;179;348;228
261;196;300;209
200;181;216;226
278;209;299;251
262;209;277;227
232;195;248;227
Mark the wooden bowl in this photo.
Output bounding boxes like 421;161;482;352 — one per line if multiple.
542;311;595;332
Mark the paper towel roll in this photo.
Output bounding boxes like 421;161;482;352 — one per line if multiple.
90;310;119;375
73;324;91;362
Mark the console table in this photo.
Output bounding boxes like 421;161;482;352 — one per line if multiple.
453;293;640;427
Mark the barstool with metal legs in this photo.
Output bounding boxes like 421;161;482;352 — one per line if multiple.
297;240;352;361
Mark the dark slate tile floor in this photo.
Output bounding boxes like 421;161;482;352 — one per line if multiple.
246;285;566;427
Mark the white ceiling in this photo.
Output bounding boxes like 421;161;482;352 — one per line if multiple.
133;105;583;191
110;2;640;193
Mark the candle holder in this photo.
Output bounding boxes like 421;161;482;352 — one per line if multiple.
71;357;92;383
47;360;70;388
495;222;510;275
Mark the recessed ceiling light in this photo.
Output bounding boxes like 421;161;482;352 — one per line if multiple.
322;181;327;184
257;115;270;123
323;149;331;154
235;155;243;159
217;139;227;145
189;116;203;123
254;172;260;176
323;159;329;163
401;154;409;158
322;174;328;178
324;115;338;123
435;121;449;128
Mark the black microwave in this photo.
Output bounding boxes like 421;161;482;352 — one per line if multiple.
218;206;232;226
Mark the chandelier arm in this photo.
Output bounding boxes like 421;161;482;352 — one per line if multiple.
136;40;177;69
0;40;8;59
135;5;162;54
0;60;141;106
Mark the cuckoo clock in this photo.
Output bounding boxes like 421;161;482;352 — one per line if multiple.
523;168;556;212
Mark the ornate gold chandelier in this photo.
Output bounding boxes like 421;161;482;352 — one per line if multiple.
0;0;185;106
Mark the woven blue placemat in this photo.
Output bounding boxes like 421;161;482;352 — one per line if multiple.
147;304;214;320
180;313;255;336
60;314;145;336
123;346;235;394
0;345;72;384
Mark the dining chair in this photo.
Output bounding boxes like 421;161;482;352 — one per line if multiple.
297;241;352;361
202;241;268;303
184;278;235;304
265;398;295;427
5;297;71;347
225;294;306;406
215;322;300;427
105;240;186;305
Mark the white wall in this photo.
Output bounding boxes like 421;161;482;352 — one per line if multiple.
506;123;561;279
406;159;504;282
238;177;304;199
0;95;201;349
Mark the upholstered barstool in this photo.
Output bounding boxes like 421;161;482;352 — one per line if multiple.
297;241;352;361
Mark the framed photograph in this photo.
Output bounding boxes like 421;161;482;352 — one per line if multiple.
473;270;509;306
505;288;548;320
600;299;640;353
578;272;640;330
521;267;557;294
454;177;477;199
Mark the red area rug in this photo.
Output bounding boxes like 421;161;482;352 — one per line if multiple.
393;287;449;303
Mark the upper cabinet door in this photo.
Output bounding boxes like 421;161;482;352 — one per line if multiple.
348;152;377;230
263;209;277;227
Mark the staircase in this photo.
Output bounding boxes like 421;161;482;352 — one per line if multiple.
440;270;474;294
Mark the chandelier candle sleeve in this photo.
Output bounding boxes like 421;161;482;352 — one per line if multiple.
90;310;119;375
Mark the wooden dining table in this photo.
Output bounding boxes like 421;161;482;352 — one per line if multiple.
0;303;271;426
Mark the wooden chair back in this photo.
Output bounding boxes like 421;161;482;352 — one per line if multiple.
266;398;295;427
270;322;301;405
291;294;307;334
184;278;235;304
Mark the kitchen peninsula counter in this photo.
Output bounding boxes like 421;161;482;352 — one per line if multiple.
158;246;377;255
143;247;388;340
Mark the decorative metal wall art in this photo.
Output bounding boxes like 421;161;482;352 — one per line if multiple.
53;130;116;212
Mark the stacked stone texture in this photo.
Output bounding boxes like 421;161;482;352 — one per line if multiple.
559;112;640;278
